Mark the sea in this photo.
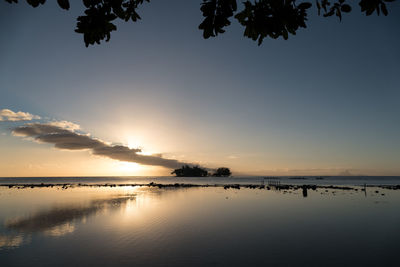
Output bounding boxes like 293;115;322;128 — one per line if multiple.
1;176;399;266
1;175;400;186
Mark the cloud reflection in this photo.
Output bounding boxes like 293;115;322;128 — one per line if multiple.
43;222;75;237
0;234;26;249
6;195;135;233
1;195;135;250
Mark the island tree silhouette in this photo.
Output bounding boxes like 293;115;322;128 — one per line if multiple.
212;167;232;177
171;166;233;177
171;165;209;177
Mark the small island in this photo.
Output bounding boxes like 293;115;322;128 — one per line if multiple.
171;165;231;177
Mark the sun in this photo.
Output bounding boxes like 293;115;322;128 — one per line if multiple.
116;162;143;174
125;135;158;155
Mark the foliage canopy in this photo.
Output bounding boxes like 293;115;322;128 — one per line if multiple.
4;0;397;46
171;165;209;177
212;167;232;177
171;165;232;177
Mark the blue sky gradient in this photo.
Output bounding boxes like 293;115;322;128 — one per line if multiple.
0;1;399;176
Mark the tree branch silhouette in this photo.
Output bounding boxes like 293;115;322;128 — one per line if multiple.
4;0;397;46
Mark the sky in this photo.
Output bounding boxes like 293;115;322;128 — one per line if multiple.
0;0;399;177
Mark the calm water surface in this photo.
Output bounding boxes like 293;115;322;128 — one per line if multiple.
1;185;399;266
1;176;400;186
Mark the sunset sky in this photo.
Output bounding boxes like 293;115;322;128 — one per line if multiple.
0;1;399;177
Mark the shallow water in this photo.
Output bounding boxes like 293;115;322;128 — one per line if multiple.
1;176;400;186
1;185;399;266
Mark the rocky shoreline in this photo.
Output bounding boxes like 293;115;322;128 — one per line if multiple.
1;182;399;191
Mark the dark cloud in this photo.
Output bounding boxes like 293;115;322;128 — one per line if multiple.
92;145;183;168
37;133;104;150
12;123;193;169
13;124;71;136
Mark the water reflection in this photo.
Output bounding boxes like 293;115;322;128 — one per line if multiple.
0;234;28;249
302;186;308;197
1;194;136;250
1;186;399;266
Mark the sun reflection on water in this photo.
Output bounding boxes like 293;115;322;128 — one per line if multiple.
1;185;400;266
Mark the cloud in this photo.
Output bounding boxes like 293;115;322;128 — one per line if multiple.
12;122;195;169
0;109;40;121
240;167;359;176
48;120;81;131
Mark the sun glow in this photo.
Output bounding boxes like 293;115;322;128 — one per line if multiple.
125;137;156;156
116;162;143;174
126;137;143;151
137;151;154;156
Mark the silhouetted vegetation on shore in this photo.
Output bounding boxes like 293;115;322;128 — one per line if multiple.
171;165;232;177
171;165;209;177
212;167;232;177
